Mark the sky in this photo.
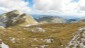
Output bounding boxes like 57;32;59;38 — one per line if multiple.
0;0;85;17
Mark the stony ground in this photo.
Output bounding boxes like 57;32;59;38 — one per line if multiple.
0;23;85;48
66;27;85;48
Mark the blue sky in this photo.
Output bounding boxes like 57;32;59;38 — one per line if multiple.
24;0;33;7
24;0;80;7
25;0;80;7
71;0;79;2
0;0;85;17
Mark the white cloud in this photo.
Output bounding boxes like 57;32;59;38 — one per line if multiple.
33;0;62;12
61;0;79;13
33;0;85;17
0;0;85;17
0;0;31;13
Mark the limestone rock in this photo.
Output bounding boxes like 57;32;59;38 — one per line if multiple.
0;10;38;27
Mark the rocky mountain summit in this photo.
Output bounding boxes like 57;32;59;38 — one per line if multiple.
0;10;38;27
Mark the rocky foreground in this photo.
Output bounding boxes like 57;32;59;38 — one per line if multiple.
66;27;85;48
0;23;80;48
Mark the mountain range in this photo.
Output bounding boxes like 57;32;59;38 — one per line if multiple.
0;10;85;48
0;10;85;28
34;15;80;23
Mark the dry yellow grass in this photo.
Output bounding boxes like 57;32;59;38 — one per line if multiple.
0;23;84;48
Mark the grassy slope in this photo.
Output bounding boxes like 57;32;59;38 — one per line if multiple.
0;23;85;48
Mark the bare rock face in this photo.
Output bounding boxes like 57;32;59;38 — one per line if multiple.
0;10;38;27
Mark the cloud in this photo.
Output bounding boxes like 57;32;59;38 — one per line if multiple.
0;0;31;13
33;0;62;12
0;0;85;17
79;0;85;11
33;0;85;16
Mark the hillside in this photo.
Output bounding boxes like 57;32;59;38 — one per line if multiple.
36;16;66;24
0;10;38;27
0;10;85;48
0;23;85;48
34;16;80;24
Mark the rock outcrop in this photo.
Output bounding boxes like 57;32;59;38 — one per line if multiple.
66;27;85;48
0;10;38;27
